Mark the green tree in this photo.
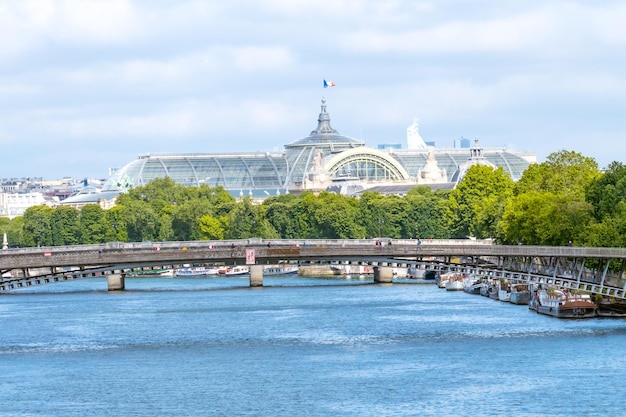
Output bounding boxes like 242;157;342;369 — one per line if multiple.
121;200;160;242
502;149;600;245
263;194;304;238
376;195;407;239
264;201;297;238
581;201;626;247
447;165;513;238
0;217;20;248
170;199;215;241
312;192;365;239
0;217;9;244
254;205;280;239
105;206;127;241
514;150;600;199
586;161;626;221
115;180;237;242
195;185;237;217
404;187;451;239
157;207;175;242
5;216;23;248
22;206;53;247
474;194;506;241
51;206;81;245
117;177;191;212
198;215;225;240
224;198;258;239
501;191;593;245
358;191;386;238
79;205;109;244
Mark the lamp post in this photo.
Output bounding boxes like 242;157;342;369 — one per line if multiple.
377;218;384;238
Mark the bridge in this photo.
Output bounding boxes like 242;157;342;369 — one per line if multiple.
1;239;626;299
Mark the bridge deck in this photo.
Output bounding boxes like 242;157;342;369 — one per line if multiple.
2;239;626;298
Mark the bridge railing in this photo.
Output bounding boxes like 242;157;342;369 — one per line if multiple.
4;239;626;273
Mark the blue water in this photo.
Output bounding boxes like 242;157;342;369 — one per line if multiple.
1;277;624;417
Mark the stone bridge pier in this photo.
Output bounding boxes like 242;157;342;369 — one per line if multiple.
249;265;264;287
373;266;394;283
107;273;125;291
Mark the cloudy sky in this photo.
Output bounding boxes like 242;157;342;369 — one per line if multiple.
1;0;625;179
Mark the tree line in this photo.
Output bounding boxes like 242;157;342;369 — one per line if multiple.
2;149;625;248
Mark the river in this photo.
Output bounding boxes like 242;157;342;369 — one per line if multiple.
1;276;624;416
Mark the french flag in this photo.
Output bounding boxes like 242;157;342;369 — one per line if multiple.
323;80;336;88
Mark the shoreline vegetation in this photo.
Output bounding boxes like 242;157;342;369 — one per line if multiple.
1;150;624;250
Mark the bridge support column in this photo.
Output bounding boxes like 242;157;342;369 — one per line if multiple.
249;265;264;287
108;273;125;291
374;266;394;283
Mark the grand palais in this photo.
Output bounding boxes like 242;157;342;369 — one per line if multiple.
63;98;535;207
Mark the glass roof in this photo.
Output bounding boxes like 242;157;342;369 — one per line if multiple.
103;99;534;194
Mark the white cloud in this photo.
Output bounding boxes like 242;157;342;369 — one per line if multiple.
588;3;626;45
1;96;299;148
1;0;626;177
52;0;138;44
240;100;295;130
231;47;293;71
338;2;626;55
0;44;295;104
0;80;40;96
0;0;138;60
263;0;369;16
340;9;553;54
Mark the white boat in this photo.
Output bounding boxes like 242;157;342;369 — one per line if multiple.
128;268;175;278
176;267;220;277
445;274;465;291
330;264;373;276
498;280;512;302
224;266;250;276
437;272;453;288
463;276;483;294
509;284;530;305
529;287;596;318
446;280;464;291
264;265;299;276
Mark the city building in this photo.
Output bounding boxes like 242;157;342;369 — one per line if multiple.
454;137;471;149
0;191;55;218
62;98;535;205
0;177;110;216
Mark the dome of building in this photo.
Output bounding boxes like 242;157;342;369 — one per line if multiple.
450;138;496;184
284;98;364;150
280;99;416;188
98;98;535;202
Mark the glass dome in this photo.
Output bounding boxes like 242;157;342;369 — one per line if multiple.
104;153;289;193
102;98;534;196
284;98;364;151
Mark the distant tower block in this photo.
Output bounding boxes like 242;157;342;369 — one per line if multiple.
407;118;428;149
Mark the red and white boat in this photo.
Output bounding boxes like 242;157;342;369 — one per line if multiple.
529;287;596;318
223;266;250;276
